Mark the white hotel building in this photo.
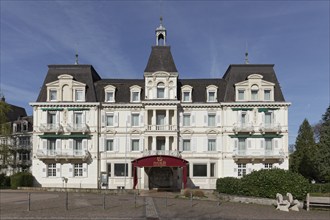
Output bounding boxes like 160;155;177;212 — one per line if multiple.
30;21;290;190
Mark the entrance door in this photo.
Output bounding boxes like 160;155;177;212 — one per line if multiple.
148;167;174;189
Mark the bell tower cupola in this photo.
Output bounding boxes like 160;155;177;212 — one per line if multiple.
156;17;166;46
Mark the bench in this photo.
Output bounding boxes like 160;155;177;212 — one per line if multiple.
306;193;330;211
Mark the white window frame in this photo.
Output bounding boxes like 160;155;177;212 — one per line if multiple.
237;163;246;177
264;163;273;169
114;163;128;177
49;89;57;101
130;85;142;102
208;139;216;151
251;85;259;101
131;113;140;127
157;82;165;99
206;85;218;102
182;139;191;151
47;163;56;177
238;89;245;101
105;139;114;151
208;114;216;127
104;85;116;102
183;114;190;127
74;89;85;101
74;163;83;177
131;139;140;151
264;89;271;101
106;114;114;127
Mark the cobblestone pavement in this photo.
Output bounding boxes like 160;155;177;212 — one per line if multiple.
1;190;329;220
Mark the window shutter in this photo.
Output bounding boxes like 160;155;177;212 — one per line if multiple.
68;139;73;149
275;139;279;148
42;165;47;177
82;111;86;124
248;140;252;148
204;138;208;152
69;164;74;177
179;137;183;151
56;163;61;177
115;138;120;152
262;113;265;124
191;113;195;127
192;138;197;152
100;137;104;152
204;114;207;126
101;111;105;127
140;114;144;127
56;139;61;154
234;139;238;149
68;111;72;125
179;112;183;127
83;163;88;177
114;112;119;127
260;139;264;148
127;115;131;127
56;111;60;124
217;113;221;127
82;139;88;151
43;139;47;150
140;138;144;152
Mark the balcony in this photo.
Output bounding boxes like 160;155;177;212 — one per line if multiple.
39;123;63;134
233;148;285;162
233;123;254;134
143;150;181;158
11;144;32;151
66;123;90;134
146;125;177;131
16;160;32;166
259;123;282;134
36;149;90;161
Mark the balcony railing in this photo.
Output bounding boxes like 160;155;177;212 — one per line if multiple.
36;149;90;160
66;123;90;134
143;150;181;157
259;123;282;134
233;148;285;160
147;125;177;131
16;160;32;166
39;123;63;134
233;123;254;134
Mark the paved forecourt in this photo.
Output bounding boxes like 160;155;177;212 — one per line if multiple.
0;190;329;220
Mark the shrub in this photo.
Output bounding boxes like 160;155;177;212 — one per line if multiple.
10;172;34;189
216;177;242;195
0;173;11;188
310;183;330;193
216;169;310;200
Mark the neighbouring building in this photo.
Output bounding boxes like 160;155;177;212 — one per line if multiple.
0;97;33;175
30;20;290;189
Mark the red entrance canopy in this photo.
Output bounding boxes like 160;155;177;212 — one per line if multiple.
131;155;189;189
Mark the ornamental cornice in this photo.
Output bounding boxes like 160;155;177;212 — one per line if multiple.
30;102;99;107
221;102;291;108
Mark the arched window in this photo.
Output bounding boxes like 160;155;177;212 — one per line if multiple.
157;82;165;98
251;85;259;101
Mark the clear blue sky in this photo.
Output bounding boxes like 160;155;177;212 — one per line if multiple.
1;0;329;144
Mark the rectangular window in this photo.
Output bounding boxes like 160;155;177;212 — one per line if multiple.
208;114;216;127
156;138;165;150
251;90;258;101
241;112;247;126
208;91;215;102
106;114;114;126
47;139;56;155
47;112;56;125
238;138;246;152
238;90;245;100
264;90;271;101
114;163;128;177
157;88;165;98
131;114;139;127
210;163;215;177
75;90;84;101
47;163;56;177
74;112;83;125
183;114;190;126
74;139;82;155
238;163;246;177
264;163;273;169
265;138;272;151
265;112;272;126
208;139;216;151
106;139;114;151
106;92;114;102
183;139;190;151
49;90;57;101
131;139;139;151
132;92;140;102
193;164;207;177
183;92;190;102
74;163;83;177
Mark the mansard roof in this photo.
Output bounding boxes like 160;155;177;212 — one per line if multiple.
5;103;27;122
179;79;227;103
144;46;178;73
222;64;285;102
95;79;145;103
36;65;101;102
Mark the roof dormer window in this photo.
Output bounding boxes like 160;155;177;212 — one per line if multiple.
181;85;193;102
157;82;165;99
206;85;218;102
74;89;85;102
251;85;259;101
49;89;57;101
130;85;142;102
104;85;116;103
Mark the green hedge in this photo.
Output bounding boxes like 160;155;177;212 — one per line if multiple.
216;169;310;200
310;183;330;193
10;172;34;189
0;173;11;189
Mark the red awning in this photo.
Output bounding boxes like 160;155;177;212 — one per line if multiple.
132;155;189;189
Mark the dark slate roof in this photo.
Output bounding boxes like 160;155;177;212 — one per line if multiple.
1;100;27;122
222;64;285;102
95;79;145;103
144;46;178;73
178;79;227;103
36;65;101;102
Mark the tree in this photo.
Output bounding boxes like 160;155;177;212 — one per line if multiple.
0;99;13;172
315;105;330;182
289;119;317;181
